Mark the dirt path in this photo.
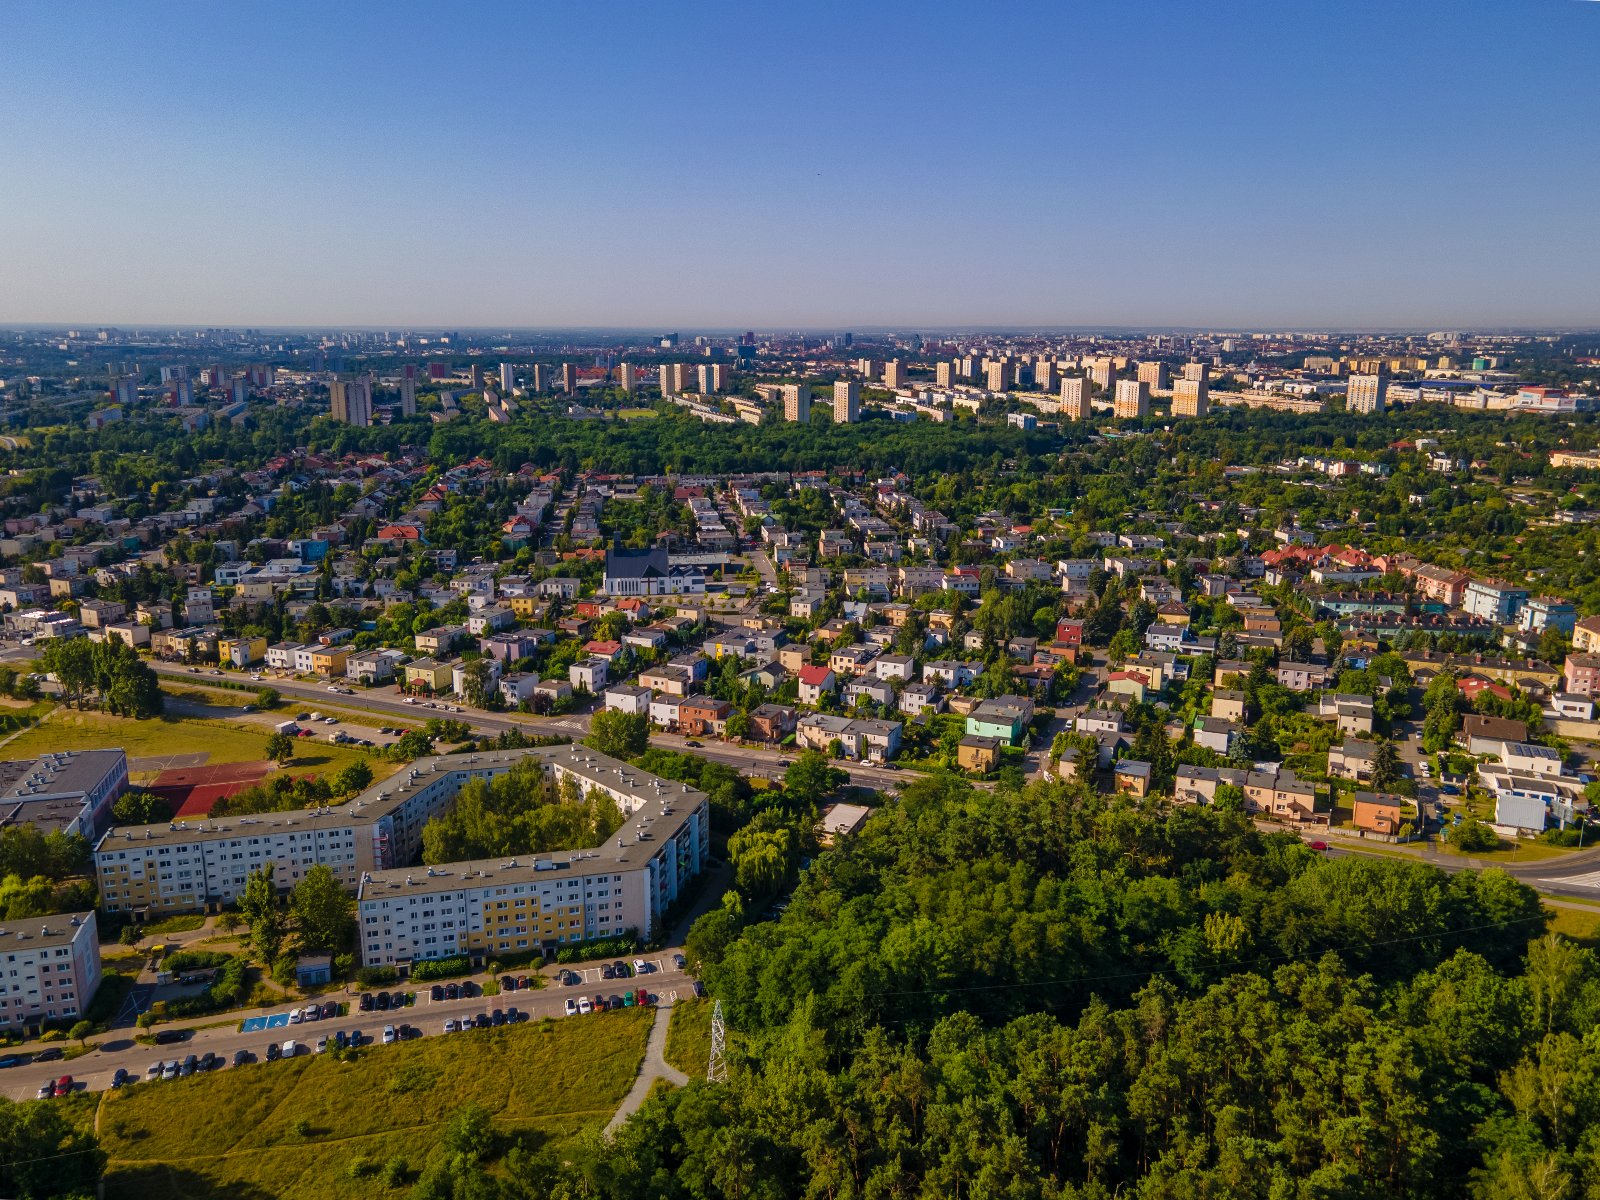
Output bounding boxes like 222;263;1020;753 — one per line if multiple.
605;1002;688;1134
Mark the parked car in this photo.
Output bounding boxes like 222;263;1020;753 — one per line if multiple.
180;1054;198;1076
506;1007;522;1023
633;959;649;974
692;979;706;998
382;1025;396;1044
281;1041;299;1058
564;998;578;1017
445;983;460;1000
500;975;515;991
375;991;390;1011
516;974;529;990
577;997;593;1015
359;992;375;1011
430;985;444;1002
1308;840;1330;851
232;1050;251;1067
614;961;631;978
321;1002;338;1019
34;1047;63;1063
55;1075;72;1095
290;1008;304;1024
443;1018;458;1033
601;963;615;980
491;1009;505;1026
146;1061;164;1078
314;1037;329;1054
265;1043;281;1062
672;953;686;970
36;1082;53;1099
111;1068;131;1088
162;1060;181;1079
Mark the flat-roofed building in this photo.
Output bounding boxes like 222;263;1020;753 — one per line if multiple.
0;912;100;1032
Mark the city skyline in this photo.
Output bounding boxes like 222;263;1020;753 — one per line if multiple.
1;1;1597;328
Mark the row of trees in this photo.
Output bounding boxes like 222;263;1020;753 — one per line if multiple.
37;637;162;718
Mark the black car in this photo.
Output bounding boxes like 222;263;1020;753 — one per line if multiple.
346;1029;364;1047
33;1047;63;1063
692;979;706;998
601;963;615;980
359;992;375;1012
232;1050;251;1067
376;991;391;1011
613;961;631;978
500;975;515;991
461;981;479;998
111;1068;131;1088
608;995;624;1010
491;1008;505;1026
475;1013;490;1028
430;985;444;1002
266;1043;281;1061
180;1054;198;1076
506;1007;522;1023
445;983;460;1000
321;1002;337;1020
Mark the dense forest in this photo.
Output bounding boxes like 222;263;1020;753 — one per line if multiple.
377;772;1599;1199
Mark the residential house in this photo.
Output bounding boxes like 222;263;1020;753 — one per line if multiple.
1114;760;1152;798
1212;689;1246;722
570;658;608;693
966;697;1034;744
958;735;1003;773
604;685;652;716
404;659;453;694
679;697;733;737
1317;693;1375;734
749;704;797;743
798;665;837;704
1352;792;1408;836
1326;739;1379;783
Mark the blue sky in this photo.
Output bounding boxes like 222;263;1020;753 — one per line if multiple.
1;0;1596;329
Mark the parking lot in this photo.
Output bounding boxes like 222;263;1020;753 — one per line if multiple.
0;950;699;1100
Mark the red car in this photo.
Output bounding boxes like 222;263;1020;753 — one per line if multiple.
1307;840;1330;852
54;1075;73;1096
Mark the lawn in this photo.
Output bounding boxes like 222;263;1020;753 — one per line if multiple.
617;408;658;419
664;998;712;1080
98;1009;653;1200
1547;905;1600;948
8;710;396;785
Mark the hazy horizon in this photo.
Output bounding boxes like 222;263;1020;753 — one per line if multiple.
2;0;1597;329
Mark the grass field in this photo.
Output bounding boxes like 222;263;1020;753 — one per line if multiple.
97;1010;653;1200
9;709;395;784
664;998;712;1080
616;408;658;419
1548;905;1600;948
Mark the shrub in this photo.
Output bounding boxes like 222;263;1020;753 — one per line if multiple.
345;1155;380;1180
555;934;640;964
381;1157;410;1187
356;965;398;988
409;955;472;982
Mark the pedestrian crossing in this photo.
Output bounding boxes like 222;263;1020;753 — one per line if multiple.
1541;870;1600;890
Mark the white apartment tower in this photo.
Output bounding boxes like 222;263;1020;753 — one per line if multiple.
1060;376;1091;421
398;364;417;417
1348;373;1388;414
1113;379;1150;419
782;383;810;423
329;374;373;427
833;380;860;423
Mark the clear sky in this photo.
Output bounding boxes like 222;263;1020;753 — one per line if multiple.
1;0;1596;330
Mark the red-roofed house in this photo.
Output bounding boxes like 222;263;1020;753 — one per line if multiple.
798;665;837;705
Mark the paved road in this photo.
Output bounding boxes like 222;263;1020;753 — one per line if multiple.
0;951;697;1101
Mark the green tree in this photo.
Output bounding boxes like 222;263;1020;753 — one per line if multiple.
255;687;281;709
290;864;353;955
264;732;297;766
1371;736;1402;790
585;709;649;760
240;863;287;964
0;1094;107;1196
111;790;173;826
782;750;846;810
332;759;373;797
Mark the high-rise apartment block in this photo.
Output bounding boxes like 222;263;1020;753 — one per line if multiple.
469;364;484;390
1172;377;1209;417
1113;379;1150;419
1182;362;1211;383
833;380;860;423
1137;361;1170;391
1060;376;1091;421
329;374;373;426
986;361;1012;392
618;363;636;392
855;358;880;379
697;363;728;394
1088;358;1116;392
882;360;905;389
398;364;417;417
1348;373;1388;414
112;377;137;406
936;361;957;388
1034;359;1058;392
661;363;690;395
782;383;810;423
559;363;576;394
500;362;515;392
